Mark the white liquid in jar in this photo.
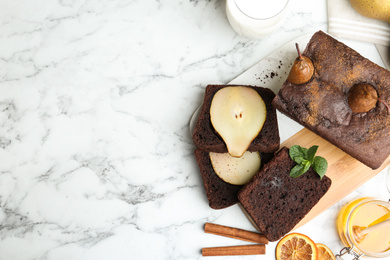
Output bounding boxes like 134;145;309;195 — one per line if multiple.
235;0;289;19
226;0;289;39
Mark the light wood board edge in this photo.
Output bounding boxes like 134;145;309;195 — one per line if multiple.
281;128;390;230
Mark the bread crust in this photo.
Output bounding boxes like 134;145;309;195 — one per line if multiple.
273;31;390;169
238;147;332;241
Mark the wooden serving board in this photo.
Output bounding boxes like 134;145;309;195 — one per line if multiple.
189;33;389;231
283;128;390;230
225;33;389;230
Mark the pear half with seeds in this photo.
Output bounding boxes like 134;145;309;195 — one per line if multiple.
210;86;266;158
209;151;261;185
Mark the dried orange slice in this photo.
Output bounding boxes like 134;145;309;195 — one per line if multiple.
317;243;336;260
276;233;318;260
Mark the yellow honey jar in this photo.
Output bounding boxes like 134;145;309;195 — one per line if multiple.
336;197;390;259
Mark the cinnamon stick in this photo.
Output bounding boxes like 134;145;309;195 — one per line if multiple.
204;223;268;244
202;244;266;257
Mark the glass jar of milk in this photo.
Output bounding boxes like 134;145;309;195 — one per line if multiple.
226;0;289;39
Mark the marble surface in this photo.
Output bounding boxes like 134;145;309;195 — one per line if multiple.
0;0;389;259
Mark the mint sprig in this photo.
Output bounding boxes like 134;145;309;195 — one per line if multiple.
289;145;328;179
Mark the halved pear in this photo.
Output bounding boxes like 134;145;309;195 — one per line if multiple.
210;86;266;157
209;151;261;185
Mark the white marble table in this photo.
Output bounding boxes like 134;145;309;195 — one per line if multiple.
0;0;389;259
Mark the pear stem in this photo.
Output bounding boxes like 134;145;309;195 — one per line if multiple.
295;43;303;61
378;98;390;114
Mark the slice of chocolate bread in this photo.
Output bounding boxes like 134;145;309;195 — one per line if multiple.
238;147;332;242
195;149;274;209
272;31;390;169
192;85;280;154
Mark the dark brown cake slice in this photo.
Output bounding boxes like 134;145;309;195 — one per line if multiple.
192;84;280;154
194;149;274;209
272;31;390;169
238;147;332;242
192;84;280;209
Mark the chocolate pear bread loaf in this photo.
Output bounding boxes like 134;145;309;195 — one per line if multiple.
193;84;280;154
273;31;390;169
238;147;332;242
194;149;274;209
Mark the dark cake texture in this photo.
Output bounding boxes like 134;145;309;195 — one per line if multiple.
193;84;280;154
238;147;332;242
194;149;274;209
192;84;280;209
272;31;390;169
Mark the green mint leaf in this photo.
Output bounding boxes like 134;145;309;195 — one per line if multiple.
289;145;308;161
303;160;311;173
293;156;307;164
289;145;303;160
313;156;328;179
307;145;318;163
289;145;328;180
299;146;308;158
290;164;306;178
